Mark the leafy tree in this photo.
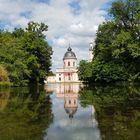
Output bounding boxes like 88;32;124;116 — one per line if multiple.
79;0;140;83
78;60;93;82
22;21;52;83
0;31;31;86
0;65;9;82
0;22;52;86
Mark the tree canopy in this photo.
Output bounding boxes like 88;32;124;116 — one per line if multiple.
78;0;140;83
0;65;9;82
0;21;52;86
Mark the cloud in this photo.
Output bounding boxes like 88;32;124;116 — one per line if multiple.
0;0;112;71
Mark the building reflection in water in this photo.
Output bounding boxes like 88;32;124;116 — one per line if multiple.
45;83;98;125
45;83;101;140
45;84;80;119
57;84;79;119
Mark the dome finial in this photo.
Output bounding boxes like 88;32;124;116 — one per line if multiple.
63;43;77;60
68;43;72;51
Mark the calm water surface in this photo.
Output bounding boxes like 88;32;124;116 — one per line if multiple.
0;83;139;140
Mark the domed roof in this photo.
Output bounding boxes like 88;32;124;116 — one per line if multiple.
63;47;77;60
65;107;77;118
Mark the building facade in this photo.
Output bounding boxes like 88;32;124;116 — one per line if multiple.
46;47;80;83
56;47;79;83
45;43;94;83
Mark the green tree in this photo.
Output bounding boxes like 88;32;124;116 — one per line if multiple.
0;31;31;86
0;21;52;86
0;65;9;82
78;0;140;83
78;60;93;82
22;21;52;83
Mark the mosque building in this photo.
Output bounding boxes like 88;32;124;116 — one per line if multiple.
55;46;79;83
46;43;94;83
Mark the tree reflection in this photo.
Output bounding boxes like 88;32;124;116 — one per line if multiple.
79;83;140;140
0;88;10;112
0;86;53;140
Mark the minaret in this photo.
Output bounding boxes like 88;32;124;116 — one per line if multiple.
89;42;94;62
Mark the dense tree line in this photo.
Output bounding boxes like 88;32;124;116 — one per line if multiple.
0;22;52;86
78;0;140;83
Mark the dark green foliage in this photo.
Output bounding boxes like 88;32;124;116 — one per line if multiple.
78;0;140;83
92;61;128;82
0;22;52;86
78;60;93;82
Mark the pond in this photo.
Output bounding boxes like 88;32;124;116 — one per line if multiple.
0;83;139;140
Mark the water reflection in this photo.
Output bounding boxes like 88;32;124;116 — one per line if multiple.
0;83;139;140
56;84;79;119
79;84;140;140
0;89;10;111
0;86;53;140
45;84;101;140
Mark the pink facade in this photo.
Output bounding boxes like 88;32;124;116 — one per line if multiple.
46;47;80;83
56;47;79;82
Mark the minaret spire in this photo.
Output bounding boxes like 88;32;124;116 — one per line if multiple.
89;42;94;62
68;43;72;51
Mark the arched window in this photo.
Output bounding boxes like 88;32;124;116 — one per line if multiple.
68;62;70;66
73;62;75;66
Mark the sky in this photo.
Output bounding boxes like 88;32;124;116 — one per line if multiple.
0;0;113;71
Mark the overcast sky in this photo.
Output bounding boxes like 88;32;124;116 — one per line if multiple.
0;0;113;71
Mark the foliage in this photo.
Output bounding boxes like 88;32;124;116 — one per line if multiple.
78;0;140;83
0;64;9;82
0;22;52;86
78;60;93;82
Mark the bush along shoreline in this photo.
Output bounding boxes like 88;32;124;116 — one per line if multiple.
0;65;11;87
